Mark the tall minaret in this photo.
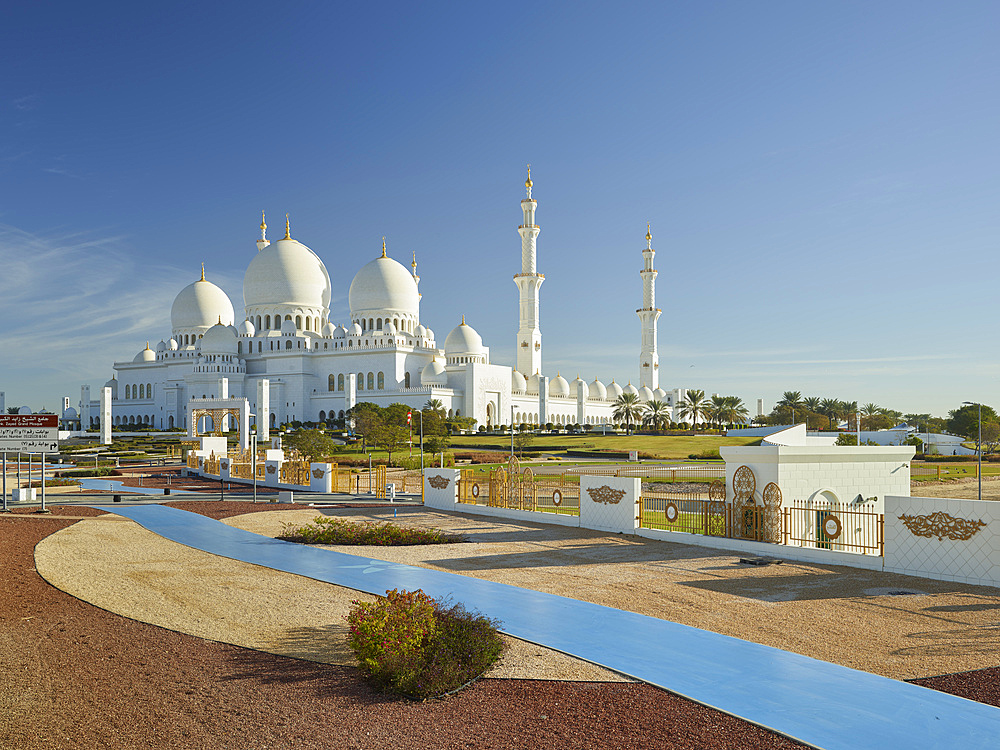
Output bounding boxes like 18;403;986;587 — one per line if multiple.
637;224;662;389
257;211;269;252
515;165;544;375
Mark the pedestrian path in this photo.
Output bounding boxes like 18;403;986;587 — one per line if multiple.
96;504;1000;750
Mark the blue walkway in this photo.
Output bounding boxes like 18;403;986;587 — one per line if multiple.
97;504;1000;750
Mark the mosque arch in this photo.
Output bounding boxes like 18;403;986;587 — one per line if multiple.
265;315;271;329
376;319;382;330
328;374;336;392
404;372;411;388
367;372;374;390
319;410;326;422
270;413;276;427
338;410;345;419
357;372;364;391
338;374;344;391
285;340;292;350
296;315;302;329
285;315;291;322
168;416;174;429
448;409;453;418
237;342;242;354
377;372;384;390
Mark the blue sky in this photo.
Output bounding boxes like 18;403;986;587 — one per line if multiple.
1;1;997;417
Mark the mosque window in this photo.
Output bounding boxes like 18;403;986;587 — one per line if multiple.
448;409;453;418
339;410;345;419
369;318;374;331
265;315;271;329
377;319;382;331
285;315;291;322
404;372;411;388
328;374;335;392
237;342;242;355
377;372;384;390
348;340;352;347
258;342;262;353
147;383;152;397
256;316;261;330
367;372;374;390
286;340;292;350
393;318;399;331
338;374;344;391
296;315;303;329
456;409;461;417
357;373;364;391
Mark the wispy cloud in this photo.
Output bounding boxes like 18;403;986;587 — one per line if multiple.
0;223;241;407
12;94;38;111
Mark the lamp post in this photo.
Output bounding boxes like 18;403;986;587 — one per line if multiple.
963;401;982;502
418;409;424;504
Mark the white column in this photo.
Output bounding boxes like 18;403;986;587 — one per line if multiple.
539;376;549;426
100;387;112;445
256;379;270;441
515;169;544;376
239;398;250;451
637;226;662;390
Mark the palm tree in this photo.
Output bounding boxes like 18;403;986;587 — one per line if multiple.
706;394;728;430
803;396;821;413
841;400;858;431
861;403;883;431
777;391;803;410
722;395;749;426
423;398;444;415
643;400;671;432
820;398;841;429
679;389;708;430
612;393;643;435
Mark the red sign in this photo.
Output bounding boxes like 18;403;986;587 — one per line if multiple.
0;414;58;428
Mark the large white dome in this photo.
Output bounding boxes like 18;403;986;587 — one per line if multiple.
171;274;235;331
607;380;624;399
243;237;332;310
589;379;607;400
550;374;570;398
200;322;238;354
444;319;484;356
421;360;448;386
349;248;419;319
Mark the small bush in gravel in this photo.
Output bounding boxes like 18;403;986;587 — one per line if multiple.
278;516;463;546
347;588;504;700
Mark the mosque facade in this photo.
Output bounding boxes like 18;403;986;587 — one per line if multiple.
89;174;687;433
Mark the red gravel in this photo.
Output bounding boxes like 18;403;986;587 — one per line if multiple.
911;667;1000;707
5;500;961;749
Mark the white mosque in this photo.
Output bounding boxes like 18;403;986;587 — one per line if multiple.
80;172;687;433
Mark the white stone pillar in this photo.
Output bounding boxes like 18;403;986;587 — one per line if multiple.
576;380;586;425
100;387;112;445
539;376;549;426
239;398;250;451
256;379;270;442
515;170;544;376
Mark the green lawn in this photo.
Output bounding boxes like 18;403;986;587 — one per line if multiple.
449;433;761;460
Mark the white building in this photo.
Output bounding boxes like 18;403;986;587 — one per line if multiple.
89;175;689;432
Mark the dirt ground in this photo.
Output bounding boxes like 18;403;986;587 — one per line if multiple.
912;475;1000;501
35;504;1000;682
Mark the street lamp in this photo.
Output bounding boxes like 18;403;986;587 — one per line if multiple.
963;401;982;502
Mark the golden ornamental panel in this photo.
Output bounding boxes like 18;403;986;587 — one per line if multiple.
898;511;987;541
266;464;277;475
822;514;843;540
706;500;728;537
733;465;756;501
708;480;726;502
427;475;451;489
312;468;325;479
552;489;563;506
586;485;627;505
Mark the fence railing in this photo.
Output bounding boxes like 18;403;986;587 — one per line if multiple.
457;468;580;516
638;495;884;556
782;500;883;556
571;464;725;482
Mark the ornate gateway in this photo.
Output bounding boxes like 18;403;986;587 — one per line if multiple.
761;481;783;543
731;465;758;540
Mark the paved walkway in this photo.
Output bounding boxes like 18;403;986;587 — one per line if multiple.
96;504;1000;750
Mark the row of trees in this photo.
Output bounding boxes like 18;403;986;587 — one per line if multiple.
610;390;750;434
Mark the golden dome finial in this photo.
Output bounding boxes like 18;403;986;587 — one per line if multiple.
381;237;387;258
145;341;150;350
646;223;652;242
461;314;466;325
284;214;291;240
525;163;532;196
261;211;267;231
411;251;417;269
200;262;205;281
218;315;222;325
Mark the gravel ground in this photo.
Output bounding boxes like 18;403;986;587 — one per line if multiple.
5;503;809;749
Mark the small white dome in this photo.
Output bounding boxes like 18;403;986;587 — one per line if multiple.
200;322;238;354
171;274;235;331
421;360;448;386
103;376;117;389
322;321;336;337
348;322;362;336
62;406;78;420
243;237;332;311
385;321;398;336
527;372;541;394
155;340;167;352
133;343;156;363
414;324;427;337
168;338;179;350
512;370;527;392
653;388;667;401
17;405;32;414
572;375;587;394
349;249;420;319
334;325;348;339
444;319;484;356
550;374;570;398
623;382;639;396
237;319;256;337
638;386;654;402
589;379;607;400
607;380;624;399
280;318;297;335
424;327;434;341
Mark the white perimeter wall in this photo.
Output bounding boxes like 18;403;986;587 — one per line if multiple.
885;495;1000;588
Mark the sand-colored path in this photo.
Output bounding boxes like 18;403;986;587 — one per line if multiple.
35;506;1000;681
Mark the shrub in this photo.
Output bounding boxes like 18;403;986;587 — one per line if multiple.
278;516;463;546
452;450;508;464
688;448;722;460
347;588;504;699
